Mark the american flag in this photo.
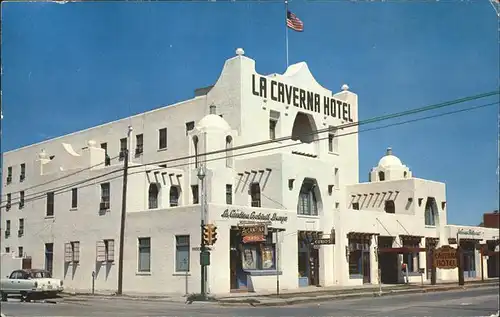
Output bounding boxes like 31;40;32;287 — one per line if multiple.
287;10;304;32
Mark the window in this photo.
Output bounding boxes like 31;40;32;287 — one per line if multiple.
378;171;385;181
328;127;339;153
269;120;277;140
404;171;408;178
6;193;11;210
6;220;11;236
96;239;115;262
250;183;261;207
191;185;199;204
45;243;53;276
138;237;151;272
18;219;24;236
185;121;195;135
169;186;180;207
148;183;160;209
100;183;110;209
19;191;25;208
135;134;143;155
334;168;339;187
192;136;199;168
402;239;420;273
348;238;370;277
424;197;437;226
298;179;318;216
119;138;127;160
209;104;217;114
226;184;233;205
7;166;12;184
352;202;360;210
20;163;26;182
384;200;395;214
241;233;276;270
64;241;80;263
101;143;110;166
159;128;167;149
71;188;78;209
225;136;233;168
5;247;10;253
175;235;190;272
18;246;23;258
46;192;55;216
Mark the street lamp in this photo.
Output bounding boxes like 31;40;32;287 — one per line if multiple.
197;165;207;299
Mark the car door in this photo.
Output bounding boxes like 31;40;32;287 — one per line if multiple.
18;271;31;291
9;271;22;292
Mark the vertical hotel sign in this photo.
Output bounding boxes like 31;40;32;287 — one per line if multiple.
251;74;355;122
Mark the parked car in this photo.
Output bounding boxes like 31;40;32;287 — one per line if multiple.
0;269;64;302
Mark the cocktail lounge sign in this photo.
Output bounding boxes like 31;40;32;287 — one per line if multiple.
457;228;483;237
220;209;288;224
251;74;355;122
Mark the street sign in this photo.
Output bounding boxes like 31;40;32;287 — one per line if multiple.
192;247;212;251
434;245;457;269
312;238;334;246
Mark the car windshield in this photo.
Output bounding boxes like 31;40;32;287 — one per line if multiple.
31;271;51;278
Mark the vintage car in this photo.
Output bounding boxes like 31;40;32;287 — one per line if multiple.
0;269;64;301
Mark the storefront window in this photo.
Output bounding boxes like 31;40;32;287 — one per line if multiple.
241;235;276;270
348;239;370;276
349;250;362;275
403;240;420;273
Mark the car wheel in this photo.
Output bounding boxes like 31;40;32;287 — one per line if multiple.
20;292;30;302
0;291;7;301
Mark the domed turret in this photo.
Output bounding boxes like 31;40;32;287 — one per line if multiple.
377;147;403;168
369;147;412;182
195;114;231;133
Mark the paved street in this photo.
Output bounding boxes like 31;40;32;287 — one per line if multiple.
0;287;498;317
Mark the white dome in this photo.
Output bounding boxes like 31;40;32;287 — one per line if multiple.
195;114;231;132
377;147;403;168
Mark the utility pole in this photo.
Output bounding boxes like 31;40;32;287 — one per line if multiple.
117;125;132;295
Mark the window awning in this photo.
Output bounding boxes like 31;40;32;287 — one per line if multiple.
378;247;425;253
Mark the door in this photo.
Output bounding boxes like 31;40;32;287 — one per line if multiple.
362;251;371;284
309;248;319;286
230;249;238;290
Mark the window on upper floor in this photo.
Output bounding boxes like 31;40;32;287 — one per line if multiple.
250;183;261;207
6;193;12;210
5;220;11;236
148;183;160;209
191;185;199;204
135;134;144;156
100;183;110;210
71;188;78;209
424;197;438;226
46;192;55;217
334;168;339;187
119;138;127;160
170;186;180;207
384;200;395;214
328;126;339;153
225;136;233;168
404;171;408;178
7;167;12;184
101;143;110;166
378;171;385;181
19;191;25;209
185;121;195;136
297;178;318;216
20;164;26;182
18;219;24;236
18;246;23;258
269;110;280;140
192;136;199;168
159;128;167;150
226;184;233;205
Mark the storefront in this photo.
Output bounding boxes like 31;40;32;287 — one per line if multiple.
485;239;500;278
229;223;281;292
347;232;373;284
297;231;322;287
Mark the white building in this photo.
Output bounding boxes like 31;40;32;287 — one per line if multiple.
1;48;498;295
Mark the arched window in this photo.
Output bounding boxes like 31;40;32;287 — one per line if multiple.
378;171;385;181
298;178;318;216
291;112;317;144
384;200;395;214
404;171;408;178
424;197;437;226
225;135;233;168
148;183;160;209
192;136;199;168
250;183;261;207
170;186;180;207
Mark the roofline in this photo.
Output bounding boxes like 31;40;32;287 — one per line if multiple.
4;95;206;155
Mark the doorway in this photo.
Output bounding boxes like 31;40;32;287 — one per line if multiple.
461;241;477;278
378;236;398;284
298;231;321;287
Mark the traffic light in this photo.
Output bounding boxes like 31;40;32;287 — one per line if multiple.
202;225;211;245
210;225;217;245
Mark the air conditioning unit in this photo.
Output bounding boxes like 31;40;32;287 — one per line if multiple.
4;231;10;238
18;229;24;237
20;174;25;182
6;176;12;184
100;202;110;211
135;147;143;155
6;203;11;210
19;202;25;208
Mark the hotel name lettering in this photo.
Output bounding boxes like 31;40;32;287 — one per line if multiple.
221;209;288;224
252;74;355;122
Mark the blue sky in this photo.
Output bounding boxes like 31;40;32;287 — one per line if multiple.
1;1;499;225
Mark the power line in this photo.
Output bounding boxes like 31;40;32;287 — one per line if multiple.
127;90;499;171
1;101;495;210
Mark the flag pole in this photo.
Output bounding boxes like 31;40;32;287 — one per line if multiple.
285;0;289;68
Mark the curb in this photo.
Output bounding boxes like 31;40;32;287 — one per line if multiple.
218;283;499;307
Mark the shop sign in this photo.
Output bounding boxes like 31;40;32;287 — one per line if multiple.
241;225;266;243
434;245;457;269
457;228;483;237
220;209;288;224
312;238;334;246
